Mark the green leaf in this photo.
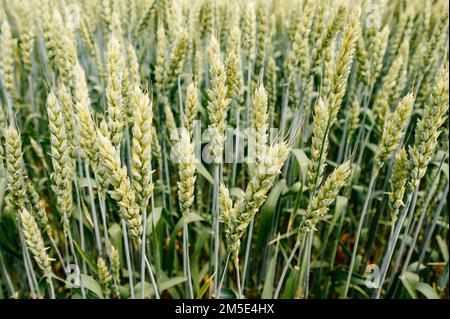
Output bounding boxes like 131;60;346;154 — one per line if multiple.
145;206;163;236
166;213;206;273
291;148;309;182
350;284;370;298
184;212;205;224
73;241;98;275
0;178;7;207
436;235;448;262
192;231;211;292
197;274;214;299
217;288;237;299
80;274;104;299
281;266;300;299
160;276;187;292
256;179;286;253
196;162;213;184
407;262;426;272
262;238;279;298
134;276;186;298
365;143;378;154
71;200;92;230
318;196;347;255
133;281;154;299
438;261;448;290
399;271;420;298
415;282;440;299
281;181;301;196
108;223;123;259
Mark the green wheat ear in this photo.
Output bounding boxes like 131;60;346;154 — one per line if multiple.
131;85;154;208
0;0;448;301
407;65;449;191
302;161;351;234
96;130;142;241
3;126;28;212
20;208;53;282
374;92;414;173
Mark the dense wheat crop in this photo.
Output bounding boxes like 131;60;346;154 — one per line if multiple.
0;0;448;299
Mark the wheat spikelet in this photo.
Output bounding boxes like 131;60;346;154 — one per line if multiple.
287;0;300;41
284;0;314;106
225;25;244;102
163;97;178;143
25;181;51;236
387;7;411;59
389;148;408;222
135;1;156;36
56;83;76;155
372;45;408;129
155;23;167;95
302;161;351;234
97;256;112;297
207;35;231;161
355;27;369;86
176;130;197;214
106;33;125;148
127;0;137;35
18;8;35;75
3;127;27;212
183;82;199;136
40;0;57;67
307;98;330;191
96;130;142;240
374;93;414;173
127;43;141;87
110;244;121;287
322;41;335;97
46;91;74;221
415;10;448;106
252;84;269;163
311;5;347;73
73;63;96;161
0;20;15;95
309;0;326;47
219;182;236;259
407;65;449;191
101;0;112;38
20;208;53;281
369;25;389;85
254;0;268;75
79;16;96;58
226;141;291;261
110;10;124;41
347;99;360;139
52;10;77;82
242;1;256;63
218;1;231;43
328;8;359;124
165;28;189;92
131;85;154;208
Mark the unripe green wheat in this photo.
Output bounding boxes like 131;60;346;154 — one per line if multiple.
302;161;351;234
20;208;53;282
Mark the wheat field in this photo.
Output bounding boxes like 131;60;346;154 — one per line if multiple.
0;0;448;300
